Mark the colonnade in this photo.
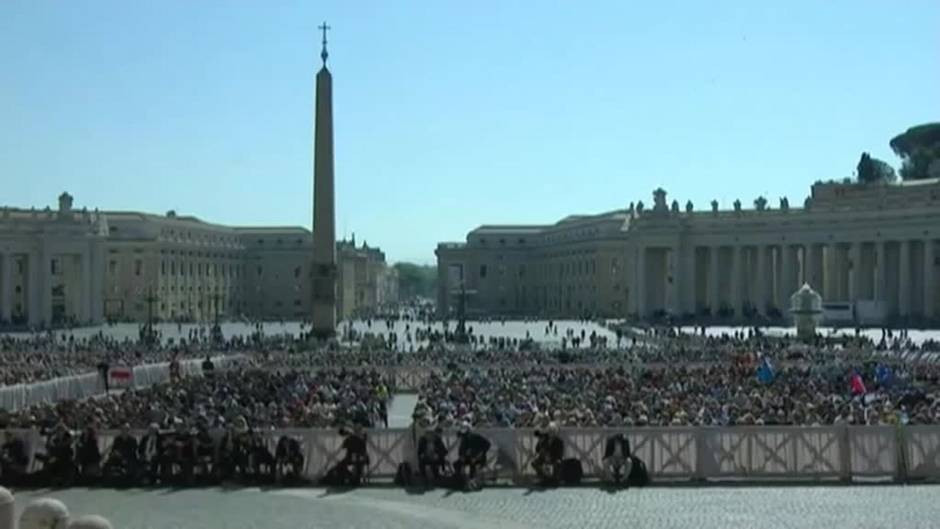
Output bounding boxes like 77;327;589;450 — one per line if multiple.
0;247;100;326
636;238;937;322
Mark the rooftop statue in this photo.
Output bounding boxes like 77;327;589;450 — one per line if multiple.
653;188;668;212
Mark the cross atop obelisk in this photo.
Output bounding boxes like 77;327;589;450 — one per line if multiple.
318;21;331;66
311;22;337;339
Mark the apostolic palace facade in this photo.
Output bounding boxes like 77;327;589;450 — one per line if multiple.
436;178;940;326
0;193;396;327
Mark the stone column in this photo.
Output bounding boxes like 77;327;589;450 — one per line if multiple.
684;245;697;315
899;240;911;317
635;245;646;317
807;244;823;294
90;244;105;323
27;251;42;326
826;242;839;301
669;244;682;315
850;242;862;304
709;246;720;315
779;245;793;309
755;245;768;314
81;250;92;323
926;239;936;320
732;245;744;317
875;241;886;303
0;253;12;322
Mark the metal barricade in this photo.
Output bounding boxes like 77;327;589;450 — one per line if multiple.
4;425;940;483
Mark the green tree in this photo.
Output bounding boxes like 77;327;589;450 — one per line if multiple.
889;123;940;180
393;262;437;300
856;152;897;184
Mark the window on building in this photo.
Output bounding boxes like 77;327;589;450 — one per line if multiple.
109;260;117;275
171;261;176;275
257;266;263;277
50;259;60;276
294;299;302;307
294;266;301;278
480;265;487;278
134;259;142;276
161;260;166;276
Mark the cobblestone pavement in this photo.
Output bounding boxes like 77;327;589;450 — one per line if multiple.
0;319;617;349
12;485;940;529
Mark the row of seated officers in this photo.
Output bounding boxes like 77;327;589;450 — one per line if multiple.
2;421;647;489
415;422;646;489
0;418;312;487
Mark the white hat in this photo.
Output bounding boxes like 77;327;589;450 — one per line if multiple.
19;498;69;529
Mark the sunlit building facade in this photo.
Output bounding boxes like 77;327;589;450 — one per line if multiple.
437;179;940;325
0;193;396;326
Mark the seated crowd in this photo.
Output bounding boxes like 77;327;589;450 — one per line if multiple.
4;368;391;430
413;361;940;428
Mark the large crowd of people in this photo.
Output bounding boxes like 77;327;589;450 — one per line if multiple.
412;338;940;428
3;310;940;489
0;322;317;386
4;368;391;430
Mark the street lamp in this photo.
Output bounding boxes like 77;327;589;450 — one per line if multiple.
143;284;158;348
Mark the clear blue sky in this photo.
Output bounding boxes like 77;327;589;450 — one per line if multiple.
2;1;938;264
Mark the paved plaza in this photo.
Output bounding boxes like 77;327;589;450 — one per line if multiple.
5;319;939;348
10;485;940;529
0;319;620;349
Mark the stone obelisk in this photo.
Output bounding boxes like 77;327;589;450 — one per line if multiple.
311;22;336;338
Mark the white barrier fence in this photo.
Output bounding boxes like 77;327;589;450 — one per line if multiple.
6;425;940;483
0;354;246;412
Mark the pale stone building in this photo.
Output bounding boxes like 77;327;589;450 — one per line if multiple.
336;237;399;320
0;193;396;327
0;193;107;327
437;179;940;326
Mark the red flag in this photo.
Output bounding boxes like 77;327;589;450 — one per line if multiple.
850;373;866;395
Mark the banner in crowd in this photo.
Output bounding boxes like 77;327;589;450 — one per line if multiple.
108;366;134;388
